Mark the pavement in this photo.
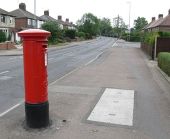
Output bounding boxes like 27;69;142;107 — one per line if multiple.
0;40;170;139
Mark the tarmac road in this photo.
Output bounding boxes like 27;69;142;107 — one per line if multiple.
0;37;116;116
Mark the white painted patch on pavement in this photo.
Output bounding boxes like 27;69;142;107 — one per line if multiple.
88;88;135;126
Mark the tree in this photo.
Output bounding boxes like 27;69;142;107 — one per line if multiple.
41;21;61;43
77;13;100;39
99;18;113;36
112;15;128;38
130;17;148;42
134;17;148;32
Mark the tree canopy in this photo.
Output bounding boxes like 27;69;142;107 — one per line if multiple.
99;18;113;36
134;17;148;32
77;13;100;38
41;21;61;43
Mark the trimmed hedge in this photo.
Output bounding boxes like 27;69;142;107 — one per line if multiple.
64;29;76;39
158;52;170;76
0;31;6;43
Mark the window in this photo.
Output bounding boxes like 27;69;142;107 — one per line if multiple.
27;19;31;25
9;17;13;24
32;19;36;27
1;15;6;23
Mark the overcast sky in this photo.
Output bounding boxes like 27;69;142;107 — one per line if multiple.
1;0;170;27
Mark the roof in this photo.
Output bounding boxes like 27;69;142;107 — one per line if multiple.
145;20;157;29
0;8;14;16
10;9;42;20
40;15;57;22
156;15;170;27
146;14;170;29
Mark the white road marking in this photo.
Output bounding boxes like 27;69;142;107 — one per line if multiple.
0;66;80;117
49;67;80;86
0;100;24;117
0;76;12;80
0;71;9;75
112;39;119;47
85;52;104;66
88;88;135;126
48;58;54;61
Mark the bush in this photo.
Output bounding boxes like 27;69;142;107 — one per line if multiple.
64;29;76;39
143;32;159;46
158;52;170;76
158;31;170;37
41;21;61;43
0;31;6;43
76;31;85;38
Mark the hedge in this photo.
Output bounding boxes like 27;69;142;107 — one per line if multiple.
0;31;6;43
158;52;170;76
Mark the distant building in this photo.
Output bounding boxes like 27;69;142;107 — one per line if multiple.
10;3;44;41
144;9;170;32
0;8;15;41
63;18;76;30
40;10;57;22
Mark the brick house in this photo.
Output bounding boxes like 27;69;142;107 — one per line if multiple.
10;3;44;42
57;15;76;30
144;10;170;32
63;18;76;30
0;8;15;41
40;10;57;22
40;9;76;30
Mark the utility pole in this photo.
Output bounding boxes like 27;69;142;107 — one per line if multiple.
113;15;123;38
34;0;37;28
127;1;131;41
34;0;36;15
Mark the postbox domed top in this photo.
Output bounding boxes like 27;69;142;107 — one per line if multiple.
18;29;51;38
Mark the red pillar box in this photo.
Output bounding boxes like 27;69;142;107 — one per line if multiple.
18;29;51;128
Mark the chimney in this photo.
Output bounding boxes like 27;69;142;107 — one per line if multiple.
19;3;26;11
66;18;69;23
44;10;49;16
158;14;163;19
58;15;62;21
168;9;170;15
152;17;155;22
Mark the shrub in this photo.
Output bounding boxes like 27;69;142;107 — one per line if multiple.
76;31;85;38
158;52;170;76
41;21;61;43
64;29;76;39
158;31;170;37
0;31;6;43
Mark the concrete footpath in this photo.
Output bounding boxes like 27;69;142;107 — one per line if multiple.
0;42;170;139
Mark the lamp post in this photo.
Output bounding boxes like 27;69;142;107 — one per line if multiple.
127;1;131;41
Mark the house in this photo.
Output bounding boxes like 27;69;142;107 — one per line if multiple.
10;3;44;41
40;10;57;22
41;10;76;30
57;16;76;30
63;18;76;30
0;8;15;41
145;10;170;32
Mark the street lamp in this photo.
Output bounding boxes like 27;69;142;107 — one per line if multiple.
127;1;131;41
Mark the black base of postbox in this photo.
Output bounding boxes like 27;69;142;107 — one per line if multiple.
25;101;49;128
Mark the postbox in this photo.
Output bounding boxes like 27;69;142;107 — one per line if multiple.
18;29;51;128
